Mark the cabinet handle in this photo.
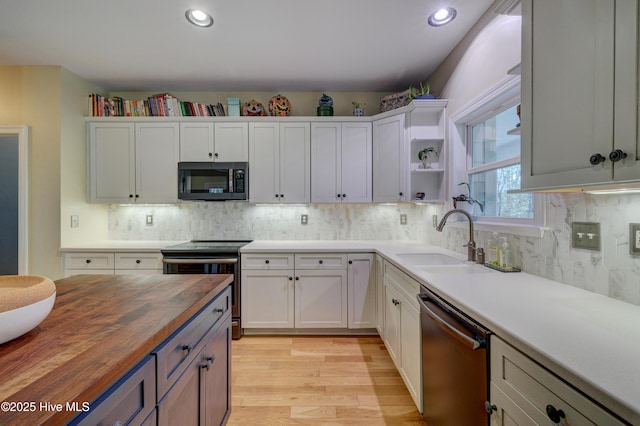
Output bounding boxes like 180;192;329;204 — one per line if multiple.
295;276;299;280
348;260;353;264
545;404;566;423
318;260;323;264
265;259;270;264
135;259;141;264
214;308;224;313
275;194;279;198
214;153;219;158
337;194;341;198
609;149;628;162
201;355;215;371
288;276;293;280
182;344;193;353
342;193;347;198
589;153;606;165
85;259;91;264
399;192;403;196
208;152;213;158
484;401;497;415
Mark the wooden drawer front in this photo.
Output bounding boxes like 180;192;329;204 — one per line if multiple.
242;253;294;269
490;336;625;426
64;252;114;269
295;253;347;269
384;261;419;310
155;287;230;399
72;355;155;426
115;252;163;270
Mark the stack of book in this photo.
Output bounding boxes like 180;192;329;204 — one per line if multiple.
88;93;227;117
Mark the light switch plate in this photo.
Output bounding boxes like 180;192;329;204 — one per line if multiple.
630;223;640;255
571;222;600;251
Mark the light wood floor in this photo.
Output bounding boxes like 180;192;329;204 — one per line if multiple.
227;335;427;425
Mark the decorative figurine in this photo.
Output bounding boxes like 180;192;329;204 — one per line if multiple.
242;100;265;116
268;94;291;116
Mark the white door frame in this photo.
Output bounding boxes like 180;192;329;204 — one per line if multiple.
0;125;29;274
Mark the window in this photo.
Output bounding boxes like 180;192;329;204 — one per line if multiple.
466;104;534;220
449;75;542;228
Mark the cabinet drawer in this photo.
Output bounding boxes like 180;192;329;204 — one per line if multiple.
242;253;294;269
490;336;625;426
295;253;347;269
63;252;114;270
384;261;419;309
115;252;163;270
154;286;231;399
71;355;155;426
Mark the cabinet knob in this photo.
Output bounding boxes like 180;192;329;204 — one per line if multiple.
399;192;403;196
280;194;284;198
135;259;141;264
135;194;139;198
342;193;347;198
182;344;193;353
208;152;213;158
484;401;497;415
295;276;299;280
265;259;270;264
348;260;353;264
275;194;279;198
609;149;628;162
318;260;323;264
545;404;566;424
129;194;134;198
85;259;91;264
337;194;341;198
214;152;219;158
288;276;293;280
589;153;606;165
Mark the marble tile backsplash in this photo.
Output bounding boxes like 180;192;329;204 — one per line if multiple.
428;193;640;306
109;193;640;306
108;202;431;242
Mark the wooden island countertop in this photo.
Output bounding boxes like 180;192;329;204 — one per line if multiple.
0;274;232;425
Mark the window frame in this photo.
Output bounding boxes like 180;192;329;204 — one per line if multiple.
448;75;545;229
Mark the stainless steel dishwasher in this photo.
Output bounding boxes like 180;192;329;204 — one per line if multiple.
417;285;491;426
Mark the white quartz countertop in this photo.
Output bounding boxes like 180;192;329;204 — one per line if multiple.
60;240;187;252
242;239;640;424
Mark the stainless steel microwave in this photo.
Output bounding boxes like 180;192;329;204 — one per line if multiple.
178;162;248;201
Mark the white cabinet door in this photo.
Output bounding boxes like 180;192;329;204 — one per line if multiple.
214;122;248;162
383;281;401;366
180;122;214;162
279;122;311;203
295;269;348;328
135;123;180;204
241;269;294;328
249;122;280;203
311;122;372;203
311;122;341;202
399;293;422;412
373;113;406;202
341;122;372;203
249;122;311;204
521;0;640;189
88;123;135;203
347;254;376;329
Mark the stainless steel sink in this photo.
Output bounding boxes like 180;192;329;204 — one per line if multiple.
396;253;464;266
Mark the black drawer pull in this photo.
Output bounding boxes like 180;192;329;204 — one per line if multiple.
201;355;216;370
546;404;566;423
318;259;323;264
85;259;91;264
214;308;224;313
182;344;193;353
135;259;141;264
265;259;270;264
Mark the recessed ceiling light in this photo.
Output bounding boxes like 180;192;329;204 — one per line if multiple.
186;9;213;27
428;7;457;27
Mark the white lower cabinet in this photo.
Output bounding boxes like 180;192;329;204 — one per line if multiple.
489;335;625;426
241;252;374;330
374;254;385;336
382;260;422;412
62;251;163;277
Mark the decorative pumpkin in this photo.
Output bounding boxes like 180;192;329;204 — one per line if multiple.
268;94;291;116
242;100;265;116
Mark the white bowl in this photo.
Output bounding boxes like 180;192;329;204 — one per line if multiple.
0;276;56;345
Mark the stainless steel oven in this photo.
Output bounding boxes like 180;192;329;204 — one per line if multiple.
161;240;251;339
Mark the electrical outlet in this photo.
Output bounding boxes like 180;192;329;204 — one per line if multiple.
301;214;308;225
146;215;153;226
432;215;438;228
70;215;79;228
571;222;600;251
630;223;640;255
400;214;407;225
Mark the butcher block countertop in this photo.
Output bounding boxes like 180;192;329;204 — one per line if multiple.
0;274;232;425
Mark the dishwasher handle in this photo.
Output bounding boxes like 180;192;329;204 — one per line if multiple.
417;294;485;351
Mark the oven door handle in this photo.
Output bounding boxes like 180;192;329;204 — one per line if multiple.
162;258;238;265
417;294;484;350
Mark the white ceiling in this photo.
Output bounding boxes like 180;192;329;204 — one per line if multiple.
0;0;494;92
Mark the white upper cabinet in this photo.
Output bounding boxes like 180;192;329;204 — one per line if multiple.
88;122;179;203
249;122;310;204
373;113;406;202
180;122;248;162
521;0;640;190
311;122;372;203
